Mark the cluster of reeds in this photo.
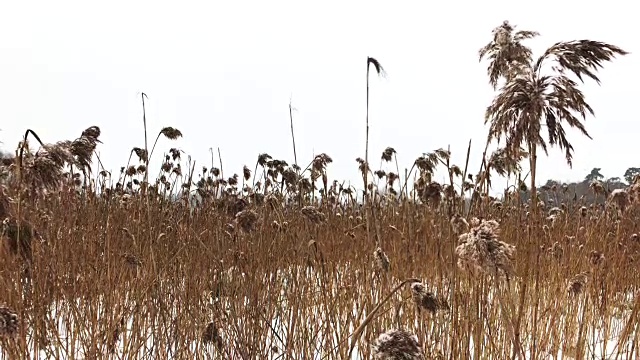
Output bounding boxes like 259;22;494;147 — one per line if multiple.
0;18;633;359
455;218;516;279
0;123;639;359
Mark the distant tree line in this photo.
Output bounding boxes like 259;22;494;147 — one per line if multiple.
517;167;639;206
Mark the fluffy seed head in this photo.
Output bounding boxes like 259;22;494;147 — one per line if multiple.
410;282;449;314
373;247;390;273
455;219;516;279
589;251;605;267
133;147;148;163
235;209;259;232
371;329;425;360
450;214;469;234
159;127;183;140
381;147;396;162
242;165;251;181
202;321;223;350
0;306;19;339
301;206;326;225
608;189;630;213
568;272;589;296
579;206;588;218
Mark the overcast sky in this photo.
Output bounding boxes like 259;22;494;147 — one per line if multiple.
0;1;636;195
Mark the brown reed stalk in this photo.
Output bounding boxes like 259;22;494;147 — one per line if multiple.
345;278;419;359
289;98;298;170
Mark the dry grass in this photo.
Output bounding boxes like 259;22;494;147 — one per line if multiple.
0;125;639;360
0;23;633;357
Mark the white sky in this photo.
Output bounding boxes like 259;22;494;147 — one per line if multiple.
0;1;637;194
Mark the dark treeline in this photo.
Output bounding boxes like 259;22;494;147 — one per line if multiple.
513;167;639;206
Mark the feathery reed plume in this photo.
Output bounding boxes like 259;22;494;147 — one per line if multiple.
2;217;41;261
479;20;539;88
0;305;19;339
373;170;386;180
147;127;183;171
488;147;527;178
356;157;369;179
12;129;98;191
18;125;101;191
590;180;605;196
579;206;588;218
568;272;589;296
374;247;390;273
159;127;183;140
81;125;101;139
371;329;425;360
123;253;142;268
202;321;223;350
72;126;102;174
311;153;333;173
455;219;516;279
627;178;640;203
548;241;563;261
381;147;396;162
242;165;251;181
257;153;272;167
301;206;326;225
608;189;630;213
271;220;289;232
235;209;259;232
589;251;605;268
416;181;442;207
482;21;627;211
26;144;72;189
368;57;387;78
410;282;449;315
133;147;148;163
386;172;399;188
450;213;469;234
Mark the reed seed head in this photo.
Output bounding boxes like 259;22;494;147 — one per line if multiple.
160;127;183;140
235;209;259;232
589;251;605;268
608;189;630;213
568;272;589;296
590;180;605;195
312;153;333;173
132;147;148;163
123;253;142;268
374;247;390;273
0;305;19;339
202;321;223;350
242;165;251;181
371;329;425;360
381;147;396;162
450;214;469;234
455;219;516;279
410;282;449;314
301;206;326;225
257;153;272;167
579;206;588;218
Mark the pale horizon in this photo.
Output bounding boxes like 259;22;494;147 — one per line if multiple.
1;1;637;195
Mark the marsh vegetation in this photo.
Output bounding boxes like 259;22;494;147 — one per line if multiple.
0;21;634;359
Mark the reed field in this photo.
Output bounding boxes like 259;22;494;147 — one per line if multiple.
0;21;636;360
